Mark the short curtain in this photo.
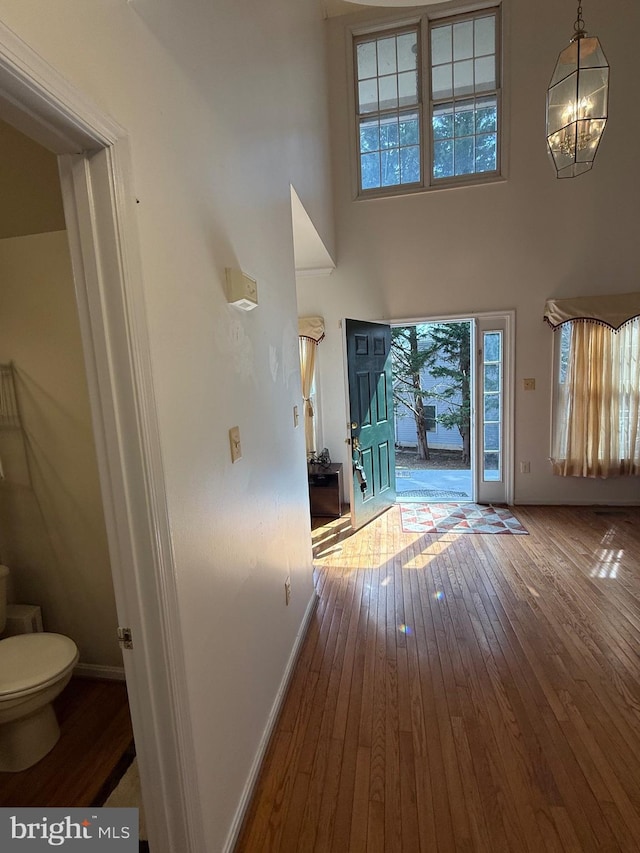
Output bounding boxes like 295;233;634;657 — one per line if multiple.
299;335;318;455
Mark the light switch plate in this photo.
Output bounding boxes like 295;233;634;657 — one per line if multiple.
229;426;242;463
523;378;536;391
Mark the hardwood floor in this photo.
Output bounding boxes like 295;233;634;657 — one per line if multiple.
0;676;133;807
236;505;640;852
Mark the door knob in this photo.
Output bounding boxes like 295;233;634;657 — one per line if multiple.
351;422;358;429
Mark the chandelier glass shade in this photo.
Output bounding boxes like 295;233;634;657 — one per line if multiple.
546;8;609;179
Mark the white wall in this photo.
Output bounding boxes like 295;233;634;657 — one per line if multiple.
298;0;640;505
0;119;66;238
0;1;333;848
0;232;121;665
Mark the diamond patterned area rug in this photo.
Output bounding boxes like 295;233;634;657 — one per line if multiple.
400;502;528;535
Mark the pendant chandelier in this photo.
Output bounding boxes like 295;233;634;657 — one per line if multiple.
546;3;609;178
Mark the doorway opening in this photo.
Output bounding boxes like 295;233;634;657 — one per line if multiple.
0;116;141;817
391;311;513;507
392;319;474;503
343;311;512;531
0;22;200;850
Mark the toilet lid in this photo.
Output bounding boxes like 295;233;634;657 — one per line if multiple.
0;633;79;696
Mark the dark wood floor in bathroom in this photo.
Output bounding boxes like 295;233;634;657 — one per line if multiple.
0;676;133;807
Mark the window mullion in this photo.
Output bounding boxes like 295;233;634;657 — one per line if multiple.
357;105;418;122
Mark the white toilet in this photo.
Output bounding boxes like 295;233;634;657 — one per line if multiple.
0;565;79;772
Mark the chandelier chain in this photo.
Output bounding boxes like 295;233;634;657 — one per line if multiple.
574;2;586;36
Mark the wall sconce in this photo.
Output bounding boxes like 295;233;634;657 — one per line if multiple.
546;2;609;178
225;268;258;311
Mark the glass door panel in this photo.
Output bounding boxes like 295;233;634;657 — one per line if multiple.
482;330;502;481
476;315;512;504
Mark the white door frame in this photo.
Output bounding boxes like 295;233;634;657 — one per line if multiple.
0;21;203;853
391;310;515;506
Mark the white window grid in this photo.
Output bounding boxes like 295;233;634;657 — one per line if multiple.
352;5;502;197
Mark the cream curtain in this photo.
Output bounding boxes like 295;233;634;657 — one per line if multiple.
552;318;640;477
298;317;325;456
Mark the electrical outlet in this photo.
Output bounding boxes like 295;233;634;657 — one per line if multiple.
523;378;536;391
284;576;291;606
229;426;242;463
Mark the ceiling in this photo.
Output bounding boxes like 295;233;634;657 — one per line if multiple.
324;0;444;16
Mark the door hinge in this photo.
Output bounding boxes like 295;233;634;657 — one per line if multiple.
117;626;133;650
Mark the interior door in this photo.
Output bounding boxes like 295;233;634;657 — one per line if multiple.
475;314;512;504
345;318;396;530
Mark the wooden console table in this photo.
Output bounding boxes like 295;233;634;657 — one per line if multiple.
308;463;343;518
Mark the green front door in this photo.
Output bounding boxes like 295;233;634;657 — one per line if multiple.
345;319;396;530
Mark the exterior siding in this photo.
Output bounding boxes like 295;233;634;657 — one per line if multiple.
395;404;463;450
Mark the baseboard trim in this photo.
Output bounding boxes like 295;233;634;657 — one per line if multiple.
513;501;640;507
222;590;319;853
74;663;126;681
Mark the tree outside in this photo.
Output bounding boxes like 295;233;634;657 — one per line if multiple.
391;321;472;467
360;99;498;189
391;324;432;460
432;99;498;180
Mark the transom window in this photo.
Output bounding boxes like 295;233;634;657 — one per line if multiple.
354;7;501;196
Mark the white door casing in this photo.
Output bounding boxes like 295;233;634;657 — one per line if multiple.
0;20;203;853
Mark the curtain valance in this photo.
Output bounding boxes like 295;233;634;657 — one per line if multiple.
298;316;325;343
544;292;640;332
